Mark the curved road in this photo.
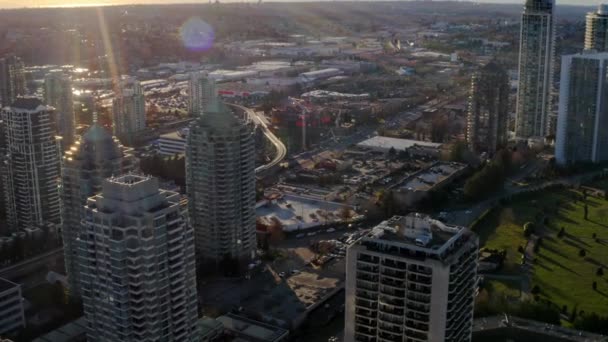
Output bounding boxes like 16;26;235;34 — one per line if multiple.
229;103;287;174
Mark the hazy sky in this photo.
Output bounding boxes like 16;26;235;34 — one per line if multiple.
0;0;600;9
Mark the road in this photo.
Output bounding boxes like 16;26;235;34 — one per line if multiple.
0;247;64;289
228;103;287;174
448;169;608;228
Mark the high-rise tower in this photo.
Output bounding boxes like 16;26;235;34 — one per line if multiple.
0;55;26;107
80;175;199;342
556;52;608;165
188;72;215;117
466;62;509;154
61;124;138;297
515;0;555;139
186;78;256;270
344;214;479;342
44;70;76;148
585;4;608;52
112;77;146;145
1;97;61;231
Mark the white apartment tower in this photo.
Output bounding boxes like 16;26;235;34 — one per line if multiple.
188;72;214;117
345;214;479;342
44;70;76;148
585;4;608;52
186;77;256;269
80;175;198;342
556;52;608;165
112;78;146;144
515;0;555;139
61;124;138;297
1;97;62;231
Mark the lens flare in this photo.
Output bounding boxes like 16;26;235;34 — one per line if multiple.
180;17;215;52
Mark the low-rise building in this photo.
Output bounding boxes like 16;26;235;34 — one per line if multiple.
391;162;468;207
158;129;188;156
216;313;289;342
198;317;224;342
32;317;87;342
357;136;443;159
0;278;25;336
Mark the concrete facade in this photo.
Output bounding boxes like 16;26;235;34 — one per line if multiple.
61;124;138;297
80;175;198;342
186;78;256;268
344;214;479;342
1;98;62;231
515;0;555;139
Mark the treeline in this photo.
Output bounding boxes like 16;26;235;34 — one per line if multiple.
464;149;512;200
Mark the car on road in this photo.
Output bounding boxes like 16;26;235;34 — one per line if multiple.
326;228;336;233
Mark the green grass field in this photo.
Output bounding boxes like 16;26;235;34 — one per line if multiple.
474;187;608;315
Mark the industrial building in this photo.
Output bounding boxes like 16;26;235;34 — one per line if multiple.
357;136;443;159
344;214;479;342
391;162;468;207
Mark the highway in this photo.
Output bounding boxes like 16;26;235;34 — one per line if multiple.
228;103;287;174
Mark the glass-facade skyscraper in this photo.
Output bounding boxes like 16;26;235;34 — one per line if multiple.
515;0;555;139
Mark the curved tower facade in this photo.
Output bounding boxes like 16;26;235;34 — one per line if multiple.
186;78;256;270
61;124;138;297
515;0;555;139
585;5;608;52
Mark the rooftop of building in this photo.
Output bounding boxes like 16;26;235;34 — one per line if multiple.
357;136;442;151
0;277;18;293
7;97;47;111
32;317;87;342
159;129;188;141
394;162;467;193
361;214;466;254
217;313;289;342
198;316;224;336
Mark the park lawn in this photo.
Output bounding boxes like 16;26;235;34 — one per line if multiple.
532;192;608;315
476;187;608;315
485;279;521;299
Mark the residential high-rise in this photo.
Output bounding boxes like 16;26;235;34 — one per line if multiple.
80;174;198;342
0;55;26;107
186;77;256;269
344;214;479;342
61;123;138;297
555;52;608;165
44;70;76;148
112;78;146;144
585;4;608;52
466;62;509;154
1;97;61;231
515;0;555;139
188;72;214;117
